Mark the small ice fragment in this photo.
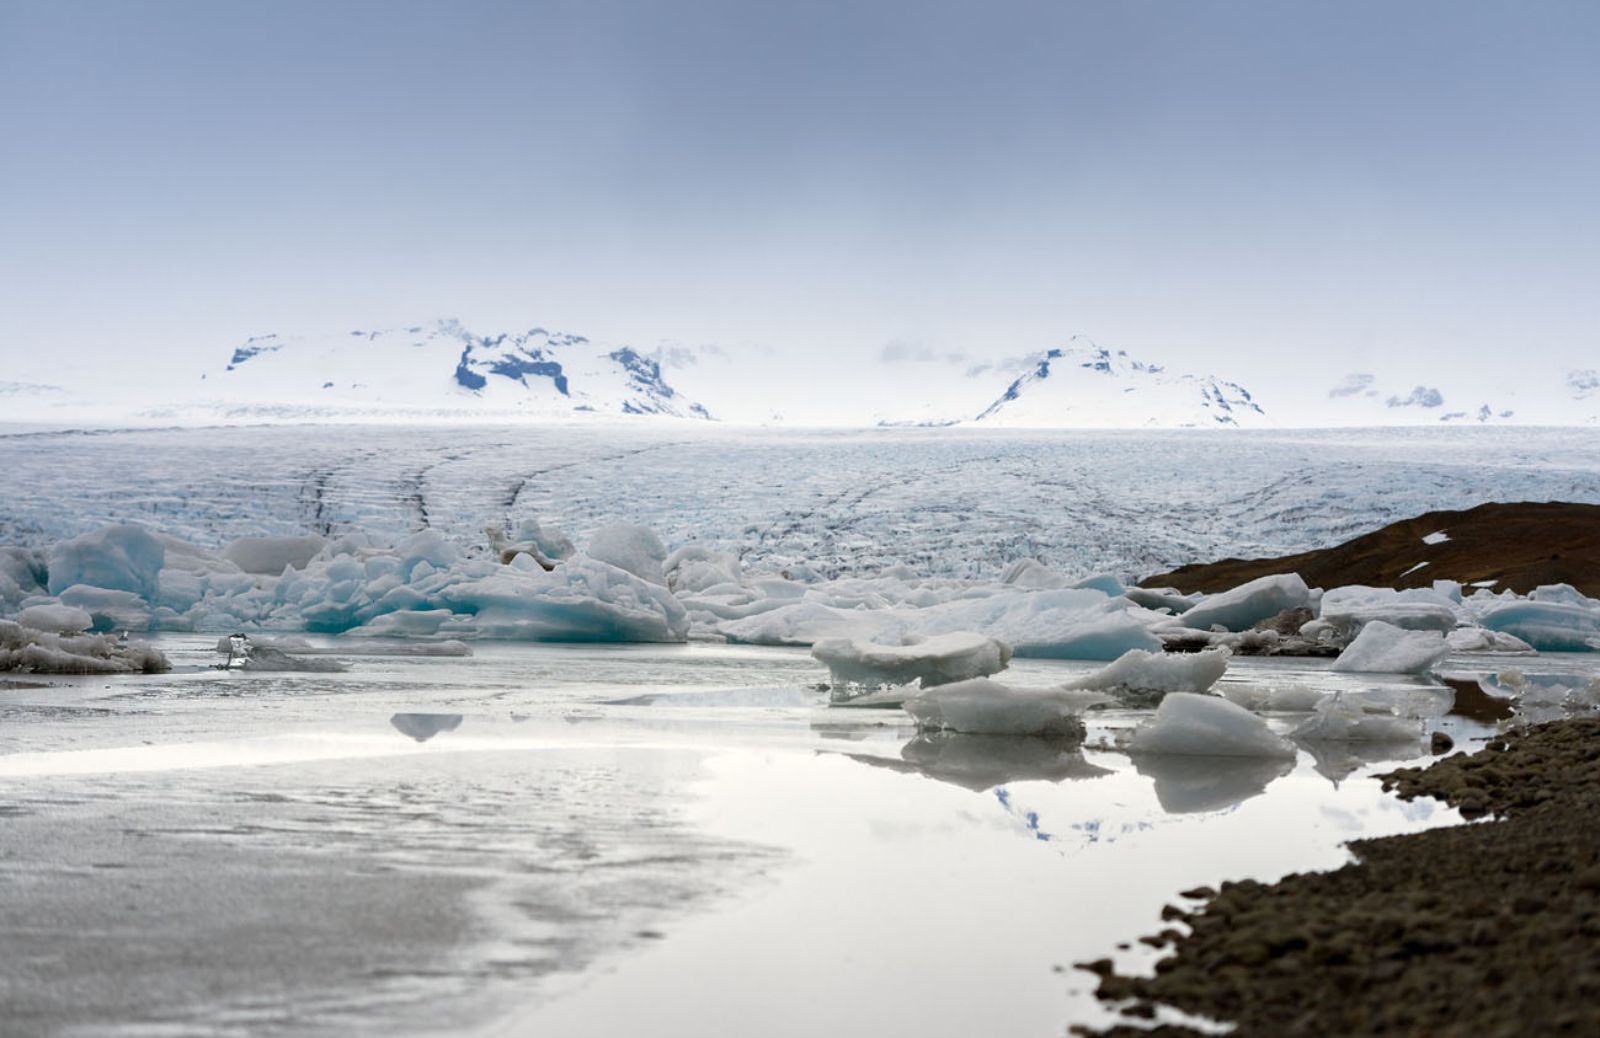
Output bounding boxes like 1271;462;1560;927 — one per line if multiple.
902;679;1107;737
1421;530;1450;545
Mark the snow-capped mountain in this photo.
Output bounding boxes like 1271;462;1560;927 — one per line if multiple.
208;320;712;420
968;339;1267;428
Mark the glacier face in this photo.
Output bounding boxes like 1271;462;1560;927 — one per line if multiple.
973;339;1266;428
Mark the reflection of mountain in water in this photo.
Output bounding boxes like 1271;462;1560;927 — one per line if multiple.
840;732;1110;792
1133;754;1293;814
390;713;464;742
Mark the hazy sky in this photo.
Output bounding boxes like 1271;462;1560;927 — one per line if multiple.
3;1;1598;416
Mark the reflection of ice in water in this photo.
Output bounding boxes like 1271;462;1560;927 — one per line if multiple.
390;713;464;742
1132;754;1294;814
899;732;1109;791
1297;738;1428;785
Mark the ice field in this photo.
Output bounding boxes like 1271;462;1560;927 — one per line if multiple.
4;423;1600;580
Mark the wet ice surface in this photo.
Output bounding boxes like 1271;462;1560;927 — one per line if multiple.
4;641;1569;1037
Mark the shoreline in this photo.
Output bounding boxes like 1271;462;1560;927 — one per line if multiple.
1077;717;1600;1036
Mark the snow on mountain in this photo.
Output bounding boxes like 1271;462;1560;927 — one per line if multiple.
206;320;712;420
969;339;1267;428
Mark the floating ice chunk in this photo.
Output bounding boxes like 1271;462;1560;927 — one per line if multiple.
1289;692;1426;743
1125;693;1297;759
223;535;327;575
439;558;689;642
57;585;153;633
1330;620;1449;674
902;678;1108;737
0;619;169;674
17;603;93;634
1478;599;1600;652
1062;647;1230;701
1222;683;1327;713
1319;586;1460;632
664;545;743;594
584;525;669;586
1446;626;1535;653
1181;574;1311;633
720;601;889;646
999;558;1070;589
46;524;165;599
1530;583;1597;607
812;631;1011;690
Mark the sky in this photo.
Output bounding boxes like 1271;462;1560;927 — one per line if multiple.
2;0;1598;422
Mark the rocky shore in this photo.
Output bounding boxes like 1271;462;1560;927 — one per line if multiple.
1077;718;1600;1036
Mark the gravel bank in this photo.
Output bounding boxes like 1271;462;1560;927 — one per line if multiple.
1077;719;1600;1036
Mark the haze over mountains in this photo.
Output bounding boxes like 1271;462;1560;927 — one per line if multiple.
3;319;1596;428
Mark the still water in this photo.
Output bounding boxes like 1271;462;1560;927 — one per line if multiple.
0;639;1501;1036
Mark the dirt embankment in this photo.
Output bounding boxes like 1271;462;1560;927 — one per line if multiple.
1076;719;1600;1037
1142;501;1600;597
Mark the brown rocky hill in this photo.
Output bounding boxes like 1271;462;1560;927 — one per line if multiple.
1142;501;1600;597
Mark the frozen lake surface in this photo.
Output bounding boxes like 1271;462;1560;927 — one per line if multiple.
0;639;1537;1037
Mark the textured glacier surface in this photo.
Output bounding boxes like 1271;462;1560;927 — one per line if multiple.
4;424;1599;582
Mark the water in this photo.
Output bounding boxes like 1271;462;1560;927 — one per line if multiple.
0;639;1529;1036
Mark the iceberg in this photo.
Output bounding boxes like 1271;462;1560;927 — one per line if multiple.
1061;647;1230;700
1478;600;1600;652
812;631;1011;691
1330;620;1449;674
46;524;165;599
16;603;93;634
1319;586;1460;633
1181;574;1311;633
585;525;669;586
1125;693;1297;759
222;535;327;574
902;678;1107;737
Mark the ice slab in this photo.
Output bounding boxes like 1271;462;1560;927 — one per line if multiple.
1181;574;1311;633
1478;600;1600;652
1330;620;1449;674
1061;647;1231;703
1289;692;1426;743
1319;586;1460;633
1125;693;1297;759
812;631;1011;691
